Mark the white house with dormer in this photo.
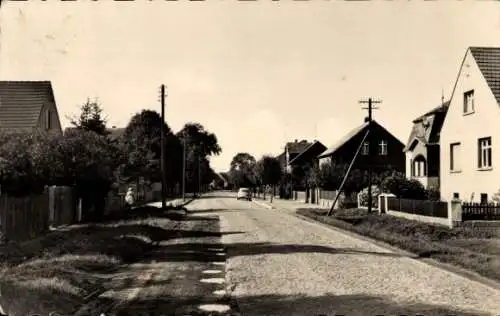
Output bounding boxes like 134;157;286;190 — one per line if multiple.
440;47;500;203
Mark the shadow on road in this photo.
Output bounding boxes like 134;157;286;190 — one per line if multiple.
232;293;491;316
149;241;412;262
75;291;491;316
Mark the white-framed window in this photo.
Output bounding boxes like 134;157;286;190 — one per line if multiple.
450;142;461;172
379;140;387;155
412;156;427;177
478;137;492;169
463;90;475;114
361;142;369;155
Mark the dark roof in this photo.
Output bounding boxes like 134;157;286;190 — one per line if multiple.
318;121;369;158
404;101;450;152
319;120;402;159
0;81;55;130
412;101;450;123
288;140;327;165
107;127;126;140
286;140;311;154
470;47;500;104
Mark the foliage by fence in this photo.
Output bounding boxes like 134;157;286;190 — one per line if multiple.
462;203;500;221
387;197;448;218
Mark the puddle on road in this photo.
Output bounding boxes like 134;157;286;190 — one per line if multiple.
213;289;226;296
198;304;231;313
202;269;223;274
199;277;225;284
212;261;225;266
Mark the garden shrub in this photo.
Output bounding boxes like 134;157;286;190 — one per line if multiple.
381;174;427;200
358;185;381;208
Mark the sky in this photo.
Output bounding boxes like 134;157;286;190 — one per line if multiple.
1;1;500;172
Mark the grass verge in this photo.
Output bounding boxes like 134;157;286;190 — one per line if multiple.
0;205;187;316
296;207;500;282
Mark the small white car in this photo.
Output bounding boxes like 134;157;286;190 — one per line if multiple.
236;187;252;201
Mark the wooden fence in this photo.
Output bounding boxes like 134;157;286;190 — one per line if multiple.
0;193;50;242
387;197;448;218
462;203;500;221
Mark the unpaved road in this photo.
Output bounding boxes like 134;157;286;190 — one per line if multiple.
195;192;500;316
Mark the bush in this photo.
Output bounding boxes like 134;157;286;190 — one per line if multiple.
381;174;427;200
338;192;358;209
358;185;381;208
427;188;441;201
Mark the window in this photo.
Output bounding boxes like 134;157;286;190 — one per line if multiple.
480;193;488;204
478;137;492;169
463;90;475;114
453;192;460;199
379;140;387;155
45;110;52;130
450;142;461;172
361;142;369;155
412;156;427;177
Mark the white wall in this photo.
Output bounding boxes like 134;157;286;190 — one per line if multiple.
440;49;500;202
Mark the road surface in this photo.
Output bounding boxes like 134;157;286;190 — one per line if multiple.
192;192;500;316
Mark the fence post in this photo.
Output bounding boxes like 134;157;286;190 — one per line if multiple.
448;198;462;228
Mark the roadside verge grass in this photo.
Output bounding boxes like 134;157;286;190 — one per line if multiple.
296;208;500;282
0;205;185;316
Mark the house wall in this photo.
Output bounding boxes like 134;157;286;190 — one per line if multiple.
37;102;62;134
440;49;500;202
329;124;405;174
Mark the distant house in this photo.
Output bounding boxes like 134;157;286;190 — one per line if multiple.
288;140;327;169
440;46;500;203
107;126;126;141
276;139;313;172
275;139;314;198
318;119;405;175
403;101;449;190
0;81;62;134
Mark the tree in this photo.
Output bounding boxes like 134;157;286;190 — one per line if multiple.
229;153;257;188
69;98;109;136
255;156;282;187
0;131;48;196
176;122;221;193
255;155;282;199
120;110;182;191
31;128;120;220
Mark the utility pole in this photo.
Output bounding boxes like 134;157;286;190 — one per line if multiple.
359;97;382;213
160;84;167;210
182;130;186;201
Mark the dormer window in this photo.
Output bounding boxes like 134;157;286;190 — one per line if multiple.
463;90;475;114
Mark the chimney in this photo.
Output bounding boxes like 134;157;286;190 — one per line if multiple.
295;139;298;143
364;116;370;123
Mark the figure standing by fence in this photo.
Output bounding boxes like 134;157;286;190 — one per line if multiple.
125;187;135;209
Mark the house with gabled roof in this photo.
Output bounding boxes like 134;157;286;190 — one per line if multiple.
403;100;449;190
0;81;62;134
318;118;405;175
440;46;500;203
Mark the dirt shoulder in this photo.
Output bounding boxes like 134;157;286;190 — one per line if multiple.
0;200;227;316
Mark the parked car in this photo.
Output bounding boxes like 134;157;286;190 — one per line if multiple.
236;187;252;201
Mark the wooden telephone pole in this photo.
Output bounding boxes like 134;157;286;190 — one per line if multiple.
160;85;167;210
359;97;381;213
